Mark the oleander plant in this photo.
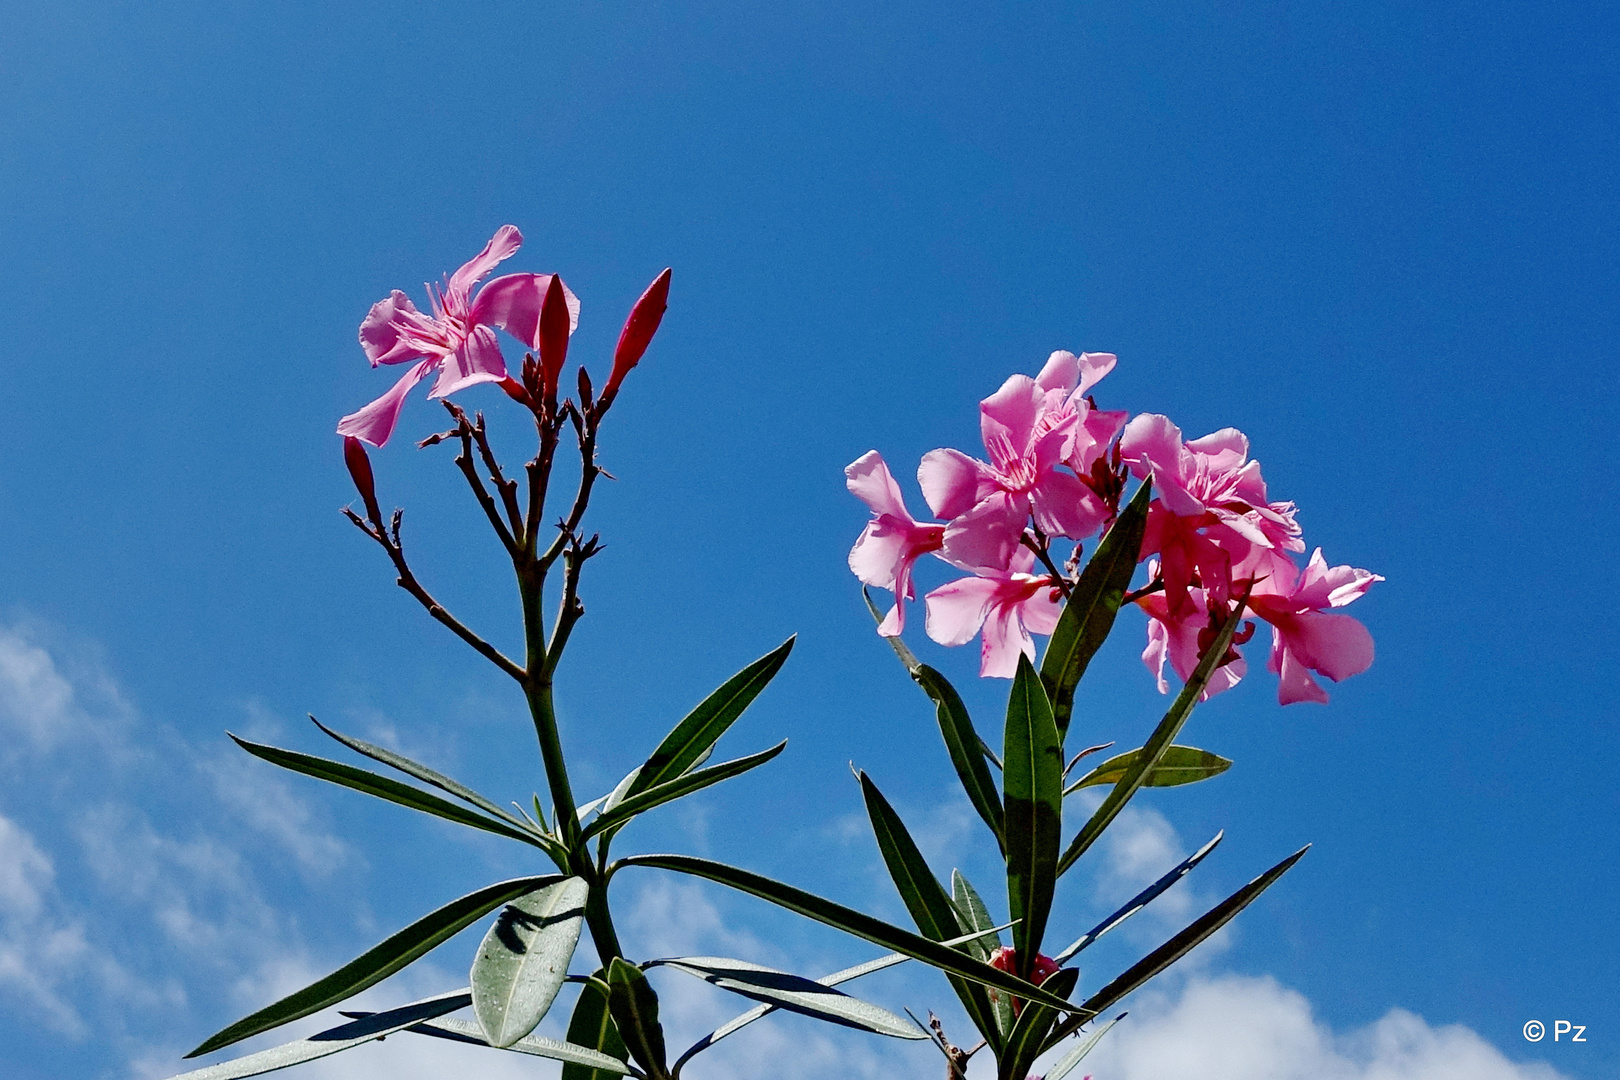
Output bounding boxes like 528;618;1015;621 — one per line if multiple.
164;228;1378;1080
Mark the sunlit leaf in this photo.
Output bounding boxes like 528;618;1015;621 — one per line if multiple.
997;966;1079;1080
606;958;669;1079
648;956;923;1039
1064;745;1232;794
583;742;786;840
471;877;589;1047
186;877;560;1057
1053;832;1223;963
167;991;469;1079
562;971;629;1080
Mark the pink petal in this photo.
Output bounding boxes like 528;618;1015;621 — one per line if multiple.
1030;470;1110;540
337;359;435;447
1074;351;1117;395
845;451;910;520
1017;582;1064;637
1119;414;1187;481
919;448;997;520
940;491;1027;572
447;225;523;298
1288;611;1375;682
469;272;569;350
1295;548;1383;609
979;375;1041;472
1273;632;1330;705
1142;614;1172;694
925;576;1001;647
430;325;508;398
978;602;1033;679
848;518;912;589
1035;350;1080;393
359;291;434;367
1185;428;1249;475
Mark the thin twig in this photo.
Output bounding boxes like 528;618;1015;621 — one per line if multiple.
342;507;526;683
1122;578;1166;605
467;408;527;545
541;404;601;572
1021;529;1073;600
435;402;518;557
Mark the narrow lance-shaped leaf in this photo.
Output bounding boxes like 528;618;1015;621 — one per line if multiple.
671;922;1015;1075
1056;589;1250;878
363;1016;636;1074
951;869;1013;1035
187;876;563;1057
229;735;543;849
1043;845;1309;1053
1054;831;1223;963
1045;1012;1127;1080
584;741;786;840
915;664;1005;852
628;637;793;798
308;716;539;835
647;956;923;1039
606;958;669;1080
1039;479;1152;738
1003;654;1063;974
1065;746;1232;794
860;772;1003;1049
471;876;590;1047
614;854;1078;1014
998;966;1079;1080
165;992;471;1080
562;970;631;1080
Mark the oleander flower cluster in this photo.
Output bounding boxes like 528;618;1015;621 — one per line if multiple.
847;351;1381;703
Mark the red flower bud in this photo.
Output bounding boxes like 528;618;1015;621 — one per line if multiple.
538;273;572;399
603;268;671;402
988;946;1061;1015
343;436;383;528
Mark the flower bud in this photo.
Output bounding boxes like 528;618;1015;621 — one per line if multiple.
343;436;384;528
603;268;671;402
538;274;572;399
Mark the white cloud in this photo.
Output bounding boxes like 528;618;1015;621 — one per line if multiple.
1066;973;1568;1080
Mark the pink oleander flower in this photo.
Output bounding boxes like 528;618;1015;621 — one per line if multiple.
1247;548;1381;705
337;226;580;447
1119;415;1302;619
988;946;1062;1015
1137;550;1380;705
1136;562;1251;701
919;352;1120;571
924;548;1063;678
846;451;946;636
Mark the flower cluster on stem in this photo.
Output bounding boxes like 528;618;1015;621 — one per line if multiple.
849;351;1380;703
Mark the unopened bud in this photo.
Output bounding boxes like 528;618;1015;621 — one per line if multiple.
538;274;572;399
498;375;533;407
603;268;671;402
343;436;384;527
577;365;594;410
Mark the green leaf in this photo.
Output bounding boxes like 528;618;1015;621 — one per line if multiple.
229;735;543;849
629;637;794;798
562;971;630;1080
187;876;562;1057
997;966;1079;1080
615;854;1077;1014
950;869;1012;1035
1082;845;1308;1017
1055;591;1250;878
860;772;1002;1049
648;956;923;1039
165;991;471;1080
583;741;787;840
914;664;1005;851
1045;1012;1126;1080
308;716;538;835
378;1017;635;1073
1043;845;1308;1053
471;876;589;1047
1053;831;1223;962
1064;745;1232;794
670;922;1015;1075
1003;654;1063;972
948;870;1000;962
606;957;669;1080
1039;480;1152;738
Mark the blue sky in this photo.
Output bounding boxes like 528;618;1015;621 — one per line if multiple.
0;2;1615;1078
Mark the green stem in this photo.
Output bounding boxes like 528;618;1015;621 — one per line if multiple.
582;877;624;965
